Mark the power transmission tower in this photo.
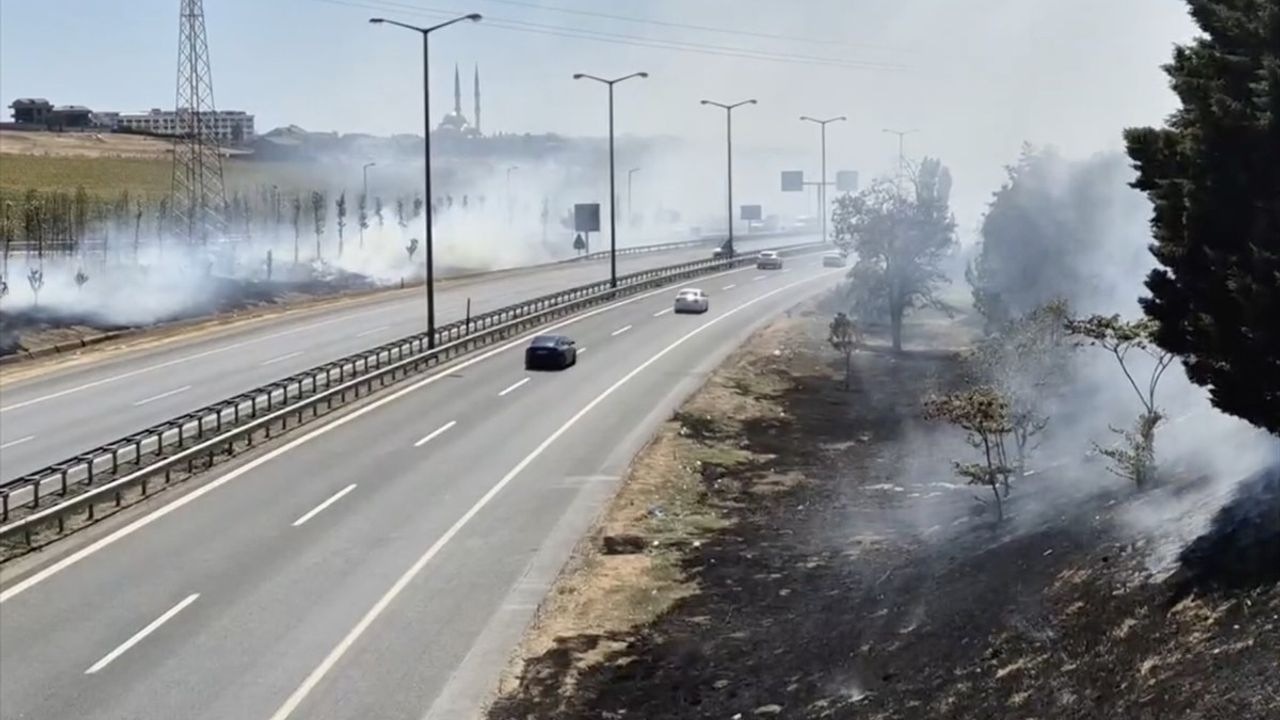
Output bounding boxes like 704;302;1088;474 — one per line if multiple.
171;0;227;245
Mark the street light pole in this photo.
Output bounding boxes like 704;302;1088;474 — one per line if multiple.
370;12;482;349
506;165;519;223
800;116;846;244
627;167;640;225
573;72;648;289
701;99;757;257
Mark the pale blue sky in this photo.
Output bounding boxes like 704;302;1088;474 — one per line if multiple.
1;0;1198;227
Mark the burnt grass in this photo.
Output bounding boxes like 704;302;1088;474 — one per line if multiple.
490;313;1280;720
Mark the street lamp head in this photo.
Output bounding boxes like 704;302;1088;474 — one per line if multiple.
637;72;650;78
369;17;385;23
835;115;847;122
745;99;758;105
465;13;482;21
700;99;713;106
573;73;586;80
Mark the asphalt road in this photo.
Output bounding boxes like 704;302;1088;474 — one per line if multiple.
0;254;841;720
0;234;803;484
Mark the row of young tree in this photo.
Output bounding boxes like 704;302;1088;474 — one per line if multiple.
826;0;1275;520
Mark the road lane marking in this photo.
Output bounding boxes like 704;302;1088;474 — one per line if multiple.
0;435;34;450
132;385;192;407
292;484;358;527
414;421;457;448
355;325;391;338
0;311;389;413
753;275;767;281
261;351;305;366
499;378;531;397
722;284;737;290
85;593;199;674
653;308;672;317
576;347;587;355
611;325;632;337
265;268;842;720
0;260;777;605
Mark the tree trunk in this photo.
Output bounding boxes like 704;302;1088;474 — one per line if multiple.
890;304;904;353
844;351;853;391
991;481;1003;522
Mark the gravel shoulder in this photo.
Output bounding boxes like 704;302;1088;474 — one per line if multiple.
487;297;1280;720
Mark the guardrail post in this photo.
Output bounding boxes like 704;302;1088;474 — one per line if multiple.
61;470;68;495
1;492;8;522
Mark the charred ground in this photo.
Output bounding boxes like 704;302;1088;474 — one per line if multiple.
490;302;1280;720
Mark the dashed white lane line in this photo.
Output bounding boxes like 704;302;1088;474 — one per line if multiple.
499;378;531;397
576;347;588;355
722;284;737;290
414;421;457;448
261;351;305;366
753;275;767;281
355;325;391;338
265;268;842;720
611;325;633;337
132;385;192;407
653;308;672;317
85;593;199;674
292;484;358;527
0;435;35;450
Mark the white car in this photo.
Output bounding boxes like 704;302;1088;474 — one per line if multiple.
822;252;847;268
673;288;710;314
756;250;783;270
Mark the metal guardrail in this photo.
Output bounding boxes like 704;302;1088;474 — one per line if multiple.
571;229;803;263
0;241;828;547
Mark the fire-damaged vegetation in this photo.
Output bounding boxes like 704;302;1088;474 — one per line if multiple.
490;307;1280;720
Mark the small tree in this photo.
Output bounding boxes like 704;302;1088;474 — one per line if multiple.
374;196;385;229
75;267;90;292
27;266;44;306
925;387;1015;521
132;201;144;263
156;197;170;257
310;191;326;260
335;191;347;258
396;198;408;233
357;193;369;249
828;312;860;390
412;193;424;223
1066;314;1175;489
290;195;303;264
406;237;420;262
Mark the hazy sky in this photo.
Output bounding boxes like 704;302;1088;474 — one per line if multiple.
1;0;1197;230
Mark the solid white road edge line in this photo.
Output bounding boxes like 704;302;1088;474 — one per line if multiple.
84;593;199;674
611;325;632;337
262;351;305;366
132;385;192;407
414;421;458;448
0;435;35;450
498;378;531;397
265;268;841;720
292;484;358;527
0;261;759;604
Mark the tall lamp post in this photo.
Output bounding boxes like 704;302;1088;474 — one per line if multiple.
573;71;648;288
370;12;482;348
505;165;519;223
799;116;845;244
882;128;918;187
700;99;757;257
627;167;641;225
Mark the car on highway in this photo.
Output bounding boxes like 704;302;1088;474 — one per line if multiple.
711;241;734;259
524;334;578;370
756;250;783;270
822;252;847;268
673;288;710;314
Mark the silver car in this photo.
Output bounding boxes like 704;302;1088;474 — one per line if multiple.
673;288;710;314
756;251;783;270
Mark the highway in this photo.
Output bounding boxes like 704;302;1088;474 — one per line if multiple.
0;253;840;720
0;234;801;484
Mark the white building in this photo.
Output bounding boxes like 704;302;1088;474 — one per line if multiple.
96;108;255;144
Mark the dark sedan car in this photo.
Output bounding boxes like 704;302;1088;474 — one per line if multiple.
525;334;578;370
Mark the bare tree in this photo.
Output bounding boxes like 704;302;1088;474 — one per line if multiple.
290;195;303;264
925;387;1016;520
357;193;369;249
827;312;860;390
375;196;385;229
311;191;327;260
1066;314;1175;489
335;191;347;258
